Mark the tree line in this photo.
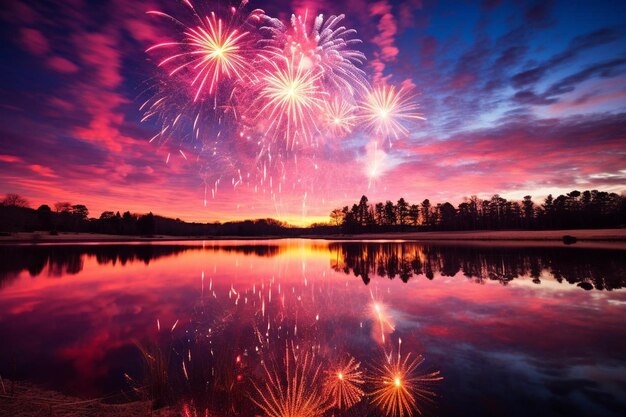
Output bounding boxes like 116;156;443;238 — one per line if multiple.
1;189;624;237
0;193;332;237
331;190;626;232
330;242;625;290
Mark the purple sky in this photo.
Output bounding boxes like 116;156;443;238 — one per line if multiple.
0;0;625;224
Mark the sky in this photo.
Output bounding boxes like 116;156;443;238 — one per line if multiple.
0;0;625;225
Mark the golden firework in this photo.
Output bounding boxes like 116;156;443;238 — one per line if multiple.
369;352;442;417
251;344;332;417
323;355;365;410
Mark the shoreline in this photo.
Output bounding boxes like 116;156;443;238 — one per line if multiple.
0;228;625;244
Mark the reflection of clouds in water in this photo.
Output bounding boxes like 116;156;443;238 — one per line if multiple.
0;240;625;416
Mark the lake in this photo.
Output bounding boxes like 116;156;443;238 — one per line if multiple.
1;239;625;416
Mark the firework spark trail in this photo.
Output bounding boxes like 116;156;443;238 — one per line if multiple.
369;344;443;417
323;355;365;410
369;289;396;344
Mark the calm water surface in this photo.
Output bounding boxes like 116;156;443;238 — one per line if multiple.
0;240;625;417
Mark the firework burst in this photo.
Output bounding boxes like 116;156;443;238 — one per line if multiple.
360;84;425;139
261;11;368;95
254;54;327;150
147;1;262;102
369;349;442;417
251;344;332;417
323;355;365;410
324;97;357;137
140;2;425;198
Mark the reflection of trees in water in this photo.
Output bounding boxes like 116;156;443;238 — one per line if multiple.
329;242;626;290
0;244;281;287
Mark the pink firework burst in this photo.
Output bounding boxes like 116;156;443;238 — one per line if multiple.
360;84;425;139
254;54;327;150
147;1;262;102
323;97;357;137
260;11;368;96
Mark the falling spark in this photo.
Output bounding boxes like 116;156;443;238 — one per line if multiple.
369;298;395;344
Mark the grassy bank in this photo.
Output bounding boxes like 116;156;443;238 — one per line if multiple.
0;380;177;417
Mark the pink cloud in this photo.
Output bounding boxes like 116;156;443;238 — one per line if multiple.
46;56;80;74
29;164;56;178
19;27;49;55
75;32;122;89
0;155;22;163
369;1;399;83
450;73;477;90
419;36;437;68
398;0;423;31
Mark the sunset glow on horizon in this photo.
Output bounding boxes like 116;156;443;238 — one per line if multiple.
0;0;625;224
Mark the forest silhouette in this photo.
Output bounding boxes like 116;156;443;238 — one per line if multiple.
0;189;624;236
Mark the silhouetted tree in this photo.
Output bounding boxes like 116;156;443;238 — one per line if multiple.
439;202;456;230
374;202;385;225
2;193;29;208
36;205;52;230
329;208;344;226
421;199;432;228
137;212;156;235
522;196;534;229
396;198;409;226
71;204;89;221
384;201;396;225
357;195;370;226
408;204;419;226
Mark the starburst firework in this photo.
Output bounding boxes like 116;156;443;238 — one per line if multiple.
369;351;442;417
361;84;425;139
323;355;365;410
251;344;332;417
147;1;261;102
261;11;368;95
324;97;357;137
255;54;326;149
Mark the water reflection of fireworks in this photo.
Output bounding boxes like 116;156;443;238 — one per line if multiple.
131;269;441;416
323;354;365;410
369;342;443;417
252;343;331;417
